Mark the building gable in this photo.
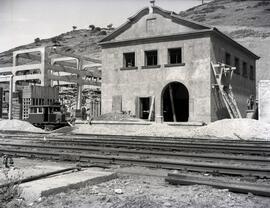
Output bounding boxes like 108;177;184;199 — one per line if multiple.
100;6;211;43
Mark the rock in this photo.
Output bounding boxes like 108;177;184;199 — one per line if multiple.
164;202;172;207
115;189;123;194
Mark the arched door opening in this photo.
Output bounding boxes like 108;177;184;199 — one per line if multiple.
162;82;189;122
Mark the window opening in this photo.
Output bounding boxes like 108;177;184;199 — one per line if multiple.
123;53;135;68
145;50;158;66
168;48;182;64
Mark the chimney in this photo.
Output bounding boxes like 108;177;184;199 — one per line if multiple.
149;0;155;14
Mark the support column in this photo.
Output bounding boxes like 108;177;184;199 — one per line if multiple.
8;75;13;120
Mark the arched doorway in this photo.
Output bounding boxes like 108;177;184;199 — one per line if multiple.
162;82;189;122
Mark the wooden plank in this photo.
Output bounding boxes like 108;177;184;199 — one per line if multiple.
169;84;176;122
166;173;270;197
148;96;155;121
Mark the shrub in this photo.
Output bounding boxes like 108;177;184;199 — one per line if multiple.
98;30;107;35
89;24;95;30
0;167;24;208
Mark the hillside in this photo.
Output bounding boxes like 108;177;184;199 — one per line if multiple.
180;0;270;82
0;0;269;82
0;28;109;67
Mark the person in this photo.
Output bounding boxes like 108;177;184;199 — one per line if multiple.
247;95;254;110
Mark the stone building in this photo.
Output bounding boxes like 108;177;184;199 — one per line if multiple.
99;6;259;123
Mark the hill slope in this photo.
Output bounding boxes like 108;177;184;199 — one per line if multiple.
180;0;270;82
0;0;269;82
0;28;108;67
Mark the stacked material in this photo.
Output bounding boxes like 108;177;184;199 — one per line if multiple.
12;91;22;120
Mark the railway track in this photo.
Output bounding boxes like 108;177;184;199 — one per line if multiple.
0;132;270;179
1;133;270;155
1;142;269;164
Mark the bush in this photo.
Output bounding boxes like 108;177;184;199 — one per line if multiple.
89;24;95;30
98;30;107;35
94;27;101;32
0;167;24;208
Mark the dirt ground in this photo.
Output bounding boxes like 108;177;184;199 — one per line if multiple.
2;159;267;208
32;171;270;208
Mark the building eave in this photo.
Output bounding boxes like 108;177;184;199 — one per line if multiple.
212;28;260;60
99;29;213;48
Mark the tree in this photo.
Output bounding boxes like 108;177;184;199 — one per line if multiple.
34;37;41;45
72;26;77;30
94;27;101;32
98;30;107;35
107;24;113;29
89;24;95;30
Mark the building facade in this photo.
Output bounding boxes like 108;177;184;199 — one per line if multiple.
99;6;259;123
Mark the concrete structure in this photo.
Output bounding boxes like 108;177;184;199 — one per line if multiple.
20;168;116;204
258;80;270;124
0;47;101;118
99;6;259;123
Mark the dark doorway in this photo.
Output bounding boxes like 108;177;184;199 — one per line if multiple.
44;107;48;122
139;97;150;119
162;82;189;122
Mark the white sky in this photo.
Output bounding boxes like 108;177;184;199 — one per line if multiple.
0;0;205;53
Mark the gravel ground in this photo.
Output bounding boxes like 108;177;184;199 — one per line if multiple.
31;170;270;208
2;159;270;208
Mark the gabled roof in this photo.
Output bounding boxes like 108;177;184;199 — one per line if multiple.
99;6;212;43
99;6;259;60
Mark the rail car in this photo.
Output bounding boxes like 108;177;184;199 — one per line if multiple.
28;102;68;130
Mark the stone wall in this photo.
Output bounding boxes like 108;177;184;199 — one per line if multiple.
210;35;257;121
101;36;212;123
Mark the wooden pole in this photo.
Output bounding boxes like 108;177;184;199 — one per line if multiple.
148;96;155;121
169;84;176;122
8;75;13;120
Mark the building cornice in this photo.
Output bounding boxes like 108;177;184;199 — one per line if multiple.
100;29;212;48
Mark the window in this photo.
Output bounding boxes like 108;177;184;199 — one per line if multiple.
234;57;240;74
242;62;247;77
145;50;158;66
168;48;182;64
249;65;255;80
123;52;135;68
225;52;231;66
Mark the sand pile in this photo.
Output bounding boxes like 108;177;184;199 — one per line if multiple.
72;119;270;140
192;119;270;140
0;119;44;133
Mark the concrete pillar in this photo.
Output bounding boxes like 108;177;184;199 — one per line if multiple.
8;75;13;120
76;84;82;110
76;60;83;110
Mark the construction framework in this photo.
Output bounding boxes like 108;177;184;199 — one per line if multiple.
0;47;101;119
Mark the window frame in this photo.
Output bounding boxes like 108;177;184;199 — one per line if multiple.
234;57;240;74
225;52;231;66
249;65;255;80
167;47;183;66
144;50;159;67
242;61;248;78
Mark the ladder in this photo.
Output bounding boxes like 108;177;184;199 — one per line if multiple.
211;62;242;119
